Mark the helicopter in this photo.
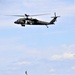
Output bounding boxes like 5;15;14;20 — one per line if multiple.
13;12;60;28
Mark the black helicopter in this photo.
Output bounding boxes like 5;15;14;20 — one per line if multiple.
14;12;60;28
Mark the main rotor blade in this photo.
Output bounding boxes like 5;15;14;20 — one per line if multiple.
29;13;50;16
5;15;25;17
5;13;50;17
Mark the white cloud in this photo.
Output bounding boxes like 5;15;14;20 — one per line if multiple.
50;52;75;60
50;55;62;60
63;53;75;59
14;61;32;66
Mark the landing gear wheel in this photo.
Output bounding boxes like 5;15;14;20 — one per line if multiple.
21;24;25;27
46;25;49;28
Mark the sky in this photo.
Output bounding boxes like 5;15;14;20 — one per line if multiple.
0;0;75;75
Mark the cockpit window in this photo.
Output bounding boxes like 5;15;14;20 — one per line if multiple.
17;20;20;22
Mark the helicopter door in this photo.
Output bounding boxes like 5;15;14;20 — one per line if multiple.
26;20;32;25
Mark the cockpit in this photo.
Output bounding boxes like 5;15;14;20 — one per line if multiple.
14;19;24;24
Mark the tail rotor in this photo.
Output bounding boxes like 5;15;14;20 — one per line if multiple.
51;12;60;18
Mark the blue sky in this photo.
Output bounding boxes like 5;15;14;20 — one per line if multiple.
0;0;75;75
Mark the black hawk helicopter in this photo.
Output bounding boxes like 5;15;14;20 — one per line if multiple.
13;12;60;28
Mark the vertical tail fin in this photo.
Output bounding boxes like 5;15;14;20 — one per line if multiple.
49;12;60;24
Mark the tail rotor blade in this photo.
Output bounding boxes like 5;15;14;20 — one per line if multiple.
54;12;56;17
51;12;60;18
56;15;60;18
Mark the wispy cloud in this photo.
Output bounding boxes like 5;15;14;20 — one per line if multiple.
14;61;32;66
50;52;75;60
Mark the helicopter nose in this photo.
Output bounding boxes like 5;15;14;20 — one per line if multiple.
14;21;17;24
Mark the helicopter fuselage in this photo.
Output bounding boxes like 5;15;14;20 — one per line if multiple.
14;18;49;26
